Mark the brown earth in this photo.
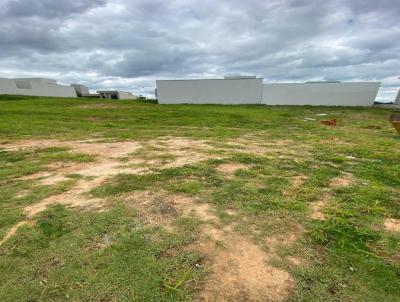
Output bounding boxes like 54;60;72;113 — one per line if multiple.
283;175;308;196
216;163;249;178
0;221;34;246
310;173;355;220
384;218;400;232
1;137;223;245
124;190;295;301
329;173;354;188
310;195;329;221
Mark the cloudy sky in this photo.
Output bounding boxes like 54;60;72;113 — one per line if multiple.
0;0;399;101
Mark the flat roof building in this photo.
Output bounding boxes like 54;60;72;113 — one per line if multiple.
156;77;263;105
0;78;77;98
97;91;137;100
71;84;89;97
156;77;380;106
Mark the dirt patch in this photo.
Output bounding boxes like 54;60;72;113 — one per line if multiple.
216;163;249;178
287;256;302;266
19;171;70;186
384;218;400;232
329;173;354;188
197;232;293;302
124;192;217;231
292;175;308;188
265;231;302;249
9;137;223;187
223;138;310;160
311;193;330;221
0;221;34;246
1;139;147;245
308;173;353;221
15;190;30;198
24;178;107;218
20;171;53;181
138;137;222;169
3;139;141;158
41;174;70;185
123;191;177;231
169;195;294;301
170;195;217;222
123;190;295;301
283;175;308;196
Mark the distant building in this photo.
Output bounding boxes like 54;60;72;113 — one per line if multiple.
262;82;380;106
71;84;89;97
156;77;263;105
0;78;77;98
97;91;137;100
395;89;400;105
156;76;380;106
71;84;100;98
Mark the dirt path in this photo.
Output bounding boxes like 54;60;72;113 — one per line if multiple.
126;192;295;301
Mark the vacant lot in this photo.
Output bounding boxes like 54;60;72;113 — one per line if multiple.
0;95;399;301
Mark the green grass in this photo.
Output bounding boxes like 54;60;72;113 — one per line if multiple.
0;95;399;301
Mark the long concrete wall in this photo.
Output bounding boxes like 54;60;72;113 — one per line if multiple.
261;82;380;106
0;78;77;98
156;78;263;104
157;78;380;106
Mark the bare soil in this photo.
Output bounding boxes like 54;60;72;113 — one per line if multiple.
311;174;354;220
384;218;400;232
283;175;308;196
310;196;329;221
216;163;249;178
124;190;295;301
0;221;33;246
329;173;354;188
2;138;224;244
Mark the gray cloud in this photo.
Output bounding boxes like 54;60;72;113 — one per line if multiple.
0;0;399;100
5;0;106;18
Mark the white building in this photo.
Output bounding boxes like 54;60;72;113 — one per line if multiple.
156;77;263;105
156;77;380;106
71;84;90;96
261;82;381;106
395;89;400;105
0;78;77;98
97;90;137;100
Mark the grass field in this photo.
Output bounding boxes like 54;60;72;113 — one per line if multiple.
0;95;399;301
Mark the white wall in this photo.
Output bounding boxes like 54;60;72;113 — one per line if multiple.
0;78;77;98
261;82;380;106
157;78;263;104
118;91;137;99
0;78;18;94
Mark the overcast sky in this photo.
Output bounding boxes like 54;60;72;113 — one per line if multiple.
0;0;399;101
